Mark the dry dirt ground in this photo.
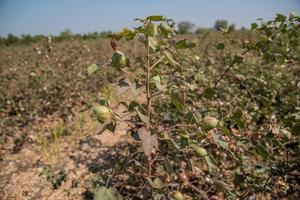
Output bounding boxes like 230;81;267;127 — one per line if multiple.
0;86;142;200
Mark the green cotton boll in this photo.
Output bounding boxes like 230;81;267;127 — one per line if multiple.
92;105;112;123
203;116;219;130
173;191;185;200
111;51;127;70
195;147;208;157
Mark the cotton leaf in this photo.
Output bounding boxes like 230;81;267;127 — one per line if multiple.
163;50;179;66
138;127;158;156
135;107;149;125
94;187;123;200
87;64;100;76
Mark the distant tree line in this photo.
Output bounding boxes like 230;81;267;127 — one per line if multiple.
177;19;245;34
0;29;112;47
0;19;247;46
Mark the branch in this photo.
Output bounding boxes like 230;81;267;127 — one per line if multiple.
150;91;164;99
272;135;300;150
162;123;198;133
121;68;145;85
234;75;258;105
150;56;165;70
214;64;234;88
214;48;250;88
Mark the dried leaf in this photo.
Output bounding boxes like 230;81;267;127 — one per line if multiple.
214;180;234;192
138;127;158;156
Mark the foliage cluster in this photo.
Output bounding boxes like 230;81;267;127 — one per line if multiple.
86;13;300;199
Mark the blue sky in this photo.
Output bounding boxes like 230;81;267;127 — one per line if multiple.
0;0;299;37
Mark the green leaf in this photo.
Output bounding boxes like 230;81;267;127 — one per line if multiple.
174;38;196;49
98;98;110;106
0;135;5;145
159;22;173;35
52;171;66;189
135;107;149;125
163;49;179;66
149;37;159;51
251;23;258;30
292;123;300;136
170;93;185;112
255;144;269;161
118;78;130;87
184;111;201;124
212;133;228;149
280;128;291;139
233;53;244;64
134;17;145;22
94;187;123;200
275;14;286;22
216;42;225;50
233;173;245;186
231;110;245;129
188;159;196;174
146;15;165;21
151;74;166;91
203;87;215;98
87;64;100;76
128;101;140;111
205;156;216;174
145;22;157;37
146;177;164;189
164;158;174;174
122;29;136;41
163;132;180;150
106;121;117;133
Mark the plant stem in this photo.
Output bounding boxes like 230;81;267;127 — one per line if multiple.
121;68;145;85
150;55;164;70
214;48;250;88
146;36;151;127
146;35;153;177
148;156;152;177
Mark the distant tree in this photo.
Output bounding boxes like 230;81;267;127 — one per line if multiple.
0;37;4;47
74;33;82;38
59;29;73;40
177;21;195;34
228;24;235;32
214;20;228;30
21;34;33;44
195;27;210;34
90;31;99;39
99;31;112;37
52;29;72;42
33;34;46;42
6;34;20;45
